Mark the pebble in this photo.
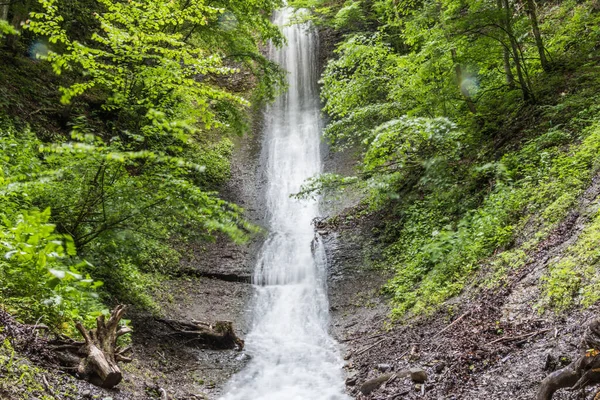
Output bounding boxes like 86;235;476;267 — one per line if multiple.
360;373;395;395
434;362;446;373
345;371;358;386
377;363;392;372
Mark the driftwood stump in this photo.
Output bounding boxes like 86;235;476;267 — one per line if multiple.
537;318;600;400
157;318;244;350
51;305;132;388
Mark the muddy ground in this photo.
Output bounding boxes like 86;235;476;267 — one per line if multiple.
323;174;600;400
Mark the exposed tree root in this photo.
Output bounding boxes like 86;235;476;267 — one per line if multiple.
537;318;600;400
49;305;132;388
156;318;244;350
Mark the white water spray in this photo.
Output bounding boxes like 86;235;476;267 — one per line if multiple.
221;8;349;400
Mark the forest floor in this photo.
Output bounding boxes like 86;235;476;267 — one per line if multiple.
324;171;600;400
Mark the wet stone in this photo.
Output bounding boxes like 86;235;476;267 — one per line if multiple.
360;373;395;395
345;370;358;386
377;363;392;372
434;362;446;373
410;367;428;383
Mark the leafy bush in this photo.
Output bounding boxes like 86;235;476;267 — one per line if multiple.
0;208;104;327
300;0;600;318
541;206;600;311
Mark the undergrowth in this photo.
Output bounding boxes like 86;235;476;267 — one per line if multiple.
383;116;600;317
541;209;600;311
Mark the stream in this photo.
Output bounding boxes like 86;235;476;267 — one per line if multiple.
220;8;349;400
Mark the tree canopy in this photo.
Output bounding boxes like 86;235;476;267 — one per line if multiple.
0;0;283;329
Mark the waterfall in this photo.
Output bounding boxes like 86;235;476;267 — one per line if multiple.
220;8;349;400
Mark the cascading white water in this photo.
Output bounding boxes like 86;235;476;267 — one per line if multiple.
221;8;349;400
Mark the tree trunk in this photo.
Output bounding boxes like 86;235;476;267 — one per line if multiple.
0;2;8;21
51;305;133;388
502;0;535;102
451;49;477;114
502;47;515;86
496;0;516;86
524;0;550;72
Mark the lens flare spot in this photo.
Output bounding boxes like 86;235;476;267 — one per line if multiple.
29;41;48;60
461;77;479;94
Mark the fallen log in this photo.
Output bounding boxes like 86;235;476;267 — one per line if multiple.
50;305;132;388
156;318;244;350
537;318;600;400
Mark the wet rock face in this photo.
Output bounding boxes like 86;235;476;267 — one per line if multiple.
181;112;268;282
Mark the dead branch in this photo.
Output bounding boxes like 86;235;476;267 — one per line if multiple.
434;311;471;338
340;332;386;343
537;318;600;400
487;328;550;346
50;305;132;388
355;338;389;356
156;318;244;350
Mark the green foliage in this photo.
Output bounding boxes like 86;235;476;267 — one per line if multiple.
332;1;365;30
320;34;397;121
0;0;279;327
375;119;600;316
0;123;104;327
376;119;600;316
300;0;600;318
541;207;600;311
541;0;600;64
0;208;104;326
0;20;17;37
26;0;244;134
26;0;285;140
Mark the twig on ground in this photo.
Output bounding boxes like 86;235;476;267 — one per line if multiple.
356;338;389;356
341;332;387;343
434;311;471;338
41;375;54;397
487;328;550;346
159;387;168;400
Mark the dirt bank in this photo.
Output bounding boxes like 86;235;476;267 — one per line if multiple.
323;173;600;400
